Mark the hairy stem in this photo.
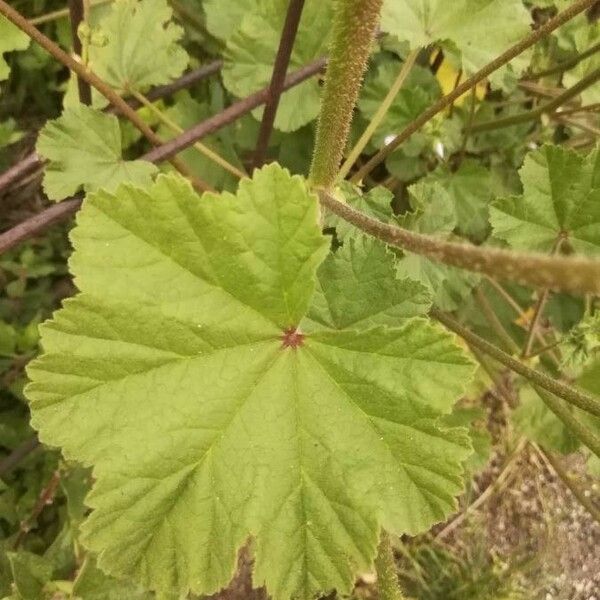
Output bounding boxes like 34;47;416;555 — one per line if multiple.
338;49;418;181
375;532;405;600
351;0;597;182
319;189;600;297
309;0;383;189
431;309;600;420
254;0;306;168
0;0;211;193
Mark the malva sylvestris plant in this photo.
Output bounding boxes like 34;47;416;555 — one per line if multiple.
1;0;600;598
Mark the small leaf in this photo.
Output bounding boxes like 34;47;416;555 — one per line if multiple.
491;144;600;254
0;15;29;81
223;0;332;132
203;0;256;41
7;551;54;600
27;164;475;599
36;104;157;201
88;0;189;93
305;236;432;331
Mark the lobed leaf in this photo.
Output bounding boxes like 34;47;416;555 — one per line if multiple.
36;104;158;201
490;144;600;254
27;165;474;599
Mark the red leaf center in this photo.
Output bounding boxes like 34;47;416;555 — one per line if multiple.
281;328;305;349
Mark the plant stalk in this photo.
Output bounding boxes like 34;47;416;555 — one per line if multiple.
319;189;600;297
67;0;92;104
431;309;600;419
309;0;383;189
375;532;405;600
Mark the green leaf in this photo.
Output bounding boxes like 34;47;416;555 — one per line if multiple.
358;61;439;148
490;144;600;254
429;161;492;240
88;0;189;93
513;386;581;454
441;407;491;474
223;0;332;132
381;0;531;78
157;92;243;192
36;104;158;201
7;551;54;600
395;181;480;311
0;15;29;81
305;236;432;331
27;164;474;599
203;0;256;41
73;558;153;600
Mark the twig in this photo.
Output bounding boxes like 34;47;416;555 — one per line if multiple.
67;0;92;104
144;57;327;164
527;41;600;79
533;386;600;459
13;470;61;549
0;198;82;255
253;0;306;168
351;0;597;182
431;309;600;419
309;0;383;188
130;89;246;179
319;189;600;297
0;0;211;193
0;437;40;479
474;287;520;354
471;66;600;133
29;0;112;25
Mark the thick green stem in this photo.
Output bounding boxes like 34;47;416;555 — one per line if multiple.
309;0;383;189
430;309;600;420
319;190;600;297
375;532;405;600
